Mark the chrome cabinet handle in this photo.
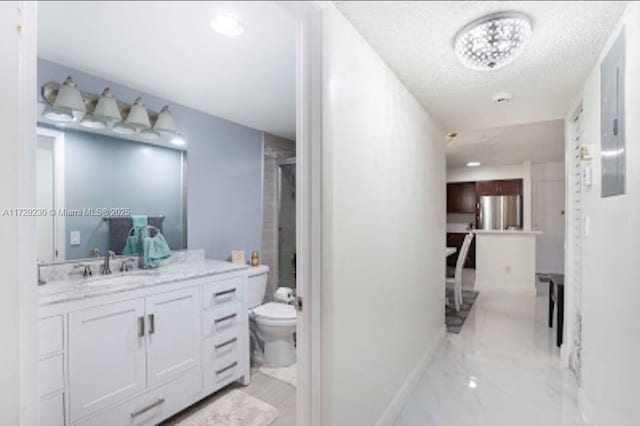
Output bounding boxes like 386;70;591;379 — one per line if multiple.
215;337;237;350
149;314;155;335
214;288;236;297
215;313;237;323
130;398;165;417
216;361;238;375
138;316;145;337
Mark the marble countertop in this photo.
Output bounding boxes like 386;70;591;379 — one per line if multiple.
473;229;542;235
39;255;249;306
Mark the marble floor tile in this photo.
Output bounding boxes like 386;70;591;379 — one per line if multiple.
396;288;585;426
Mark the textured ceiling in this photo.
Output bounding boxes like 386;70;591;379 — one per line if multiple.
446;119;565;168
335;1;627;133
38;1;296;139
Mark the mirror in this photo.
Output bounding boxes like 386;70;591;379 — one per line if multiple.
36;126;186;262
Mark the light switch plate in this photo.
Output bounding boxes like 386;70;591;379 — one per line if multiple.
70;231;81;246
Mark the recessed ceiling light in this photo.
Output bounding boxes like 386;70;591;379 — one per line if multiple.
455;12;533;71
466;161;481;167
210;13;244;36
492;92;512;104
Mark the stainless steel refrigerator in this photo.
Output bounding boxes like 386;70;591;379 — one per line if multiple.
478;195;523;230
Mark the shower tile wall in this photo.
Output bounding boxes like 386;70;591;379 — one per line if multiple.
262;133;295;300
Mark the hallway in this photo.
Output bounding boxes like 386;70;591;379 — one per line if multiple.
397;287;584;426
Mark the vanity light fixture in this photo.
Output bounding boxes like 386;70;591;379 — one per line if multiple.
125;97;152;129
112;122;136;135
454;12;533;71
210;13;244;36
140;129;161;140
466;161;481;167
93;88;122;122
80;116;107;130
170;135;186;146
43;75;86;122
153;105;177;134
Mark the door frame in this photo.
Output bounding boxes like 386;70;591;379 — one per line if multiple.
36;127;66;262
280;2;325;425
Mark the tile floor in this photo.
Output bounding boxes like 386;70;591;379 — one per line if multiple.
162;366;296;426
396;283;584;426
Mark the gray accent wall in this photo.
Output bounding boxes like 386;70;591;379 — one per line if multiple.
38;59;263;261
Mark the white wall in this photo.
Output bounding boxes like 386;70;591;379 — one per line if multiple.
566;3;640;425
321;5;446;425
474;233;537;295
532;162;565;273
0;3;38;425
447;162;533;230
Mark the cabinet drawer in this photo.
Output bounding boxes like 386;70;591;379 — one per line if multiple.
202;276;241;309
202;303;243;336
39;353;64;397
40;393;64;426
206;356;242;391
203;329;242;369
76;367;202;426
38;315;63;357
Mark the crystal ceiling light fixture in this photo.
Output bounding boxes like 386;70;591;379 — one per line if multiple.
454;12;533;71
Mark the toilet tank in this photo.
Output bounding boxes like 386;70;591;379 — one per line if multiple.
246;265;269;309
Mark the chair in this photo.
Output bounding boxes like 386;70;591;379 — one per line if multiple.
446;232;474;311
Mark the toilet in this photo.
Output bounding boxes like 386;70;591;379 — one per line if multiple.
246;265;297;366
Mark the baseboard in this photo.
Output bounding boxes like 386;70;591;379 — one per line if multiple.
475;281;537;296
375;325;447;426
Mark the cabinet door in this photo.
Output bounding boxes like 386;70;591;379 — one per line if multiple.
146;287;201;387
499;179;523;195
459;182;477;213
476;180;500;196
68;299;146;422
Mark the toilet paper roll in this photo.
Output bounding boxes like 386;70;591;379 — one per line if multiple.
274;287;294;302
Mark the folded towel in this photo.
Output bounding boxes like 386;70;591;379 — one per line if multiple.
142;231;172;268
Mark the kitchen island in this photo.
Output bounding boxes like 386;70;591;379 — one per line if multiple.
473;229;542;296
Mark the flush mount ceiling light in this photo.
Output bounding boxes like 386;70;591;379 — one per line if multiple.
454;12;532;71
210;13;244;36
466;161;481;167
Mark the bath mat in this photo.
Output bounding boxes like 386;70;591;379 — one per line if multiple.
172;389;279;426
259;363;297;387
445;289;479;334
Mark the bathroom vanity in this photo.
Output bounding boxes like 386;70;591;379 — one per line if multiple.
37;250;250;426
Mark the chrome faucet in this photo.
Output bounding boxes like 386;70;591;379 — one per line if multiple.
101;250;116;275
73;263;93;277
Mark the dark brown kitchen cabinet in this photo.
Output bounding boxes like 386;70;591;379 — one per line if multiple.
446;233;475;269
446;182;476;213
476;179;522;196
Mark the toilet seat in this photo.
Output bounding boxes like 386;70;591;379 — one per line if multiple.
252;302;297;326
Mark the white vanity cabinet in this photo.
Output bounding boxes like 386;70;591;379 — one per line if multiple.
38;267;248;426
68;298;147;421
145;286;201;386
